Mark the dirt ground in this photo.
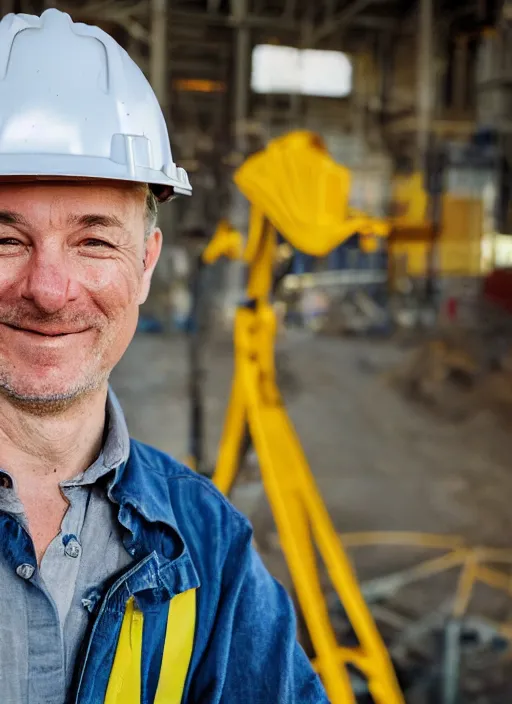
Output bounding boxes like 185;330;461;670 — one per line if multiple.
111;328;512;699
111;329;512;551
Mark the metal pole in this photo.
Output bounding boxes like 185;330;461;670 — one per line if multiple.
416;0;438;308
150;0;175;294
378;32;393;121
453;36;468;113
225;0;250;318
150;0;168;118
188;253;207;474
416;0;434;167
440;619;462;704
352;52;367;146
232;0;250;154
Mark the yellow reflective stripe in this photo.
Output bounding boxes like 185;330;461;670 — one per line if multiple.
104;596;143;704
154;588;197;704
104;589;196;704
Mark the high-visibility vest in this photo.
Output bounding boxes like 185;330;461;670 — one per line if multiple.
104;588;197;704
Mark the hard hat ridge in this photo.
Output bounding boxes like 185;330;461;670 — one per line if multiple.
0;8;191;202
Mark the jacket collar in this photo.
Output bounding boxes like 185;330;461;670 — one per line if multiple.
109;438;185;529
107;438;201;595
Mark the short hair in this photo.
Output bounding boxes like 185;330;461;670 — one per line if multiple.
144;187;158;239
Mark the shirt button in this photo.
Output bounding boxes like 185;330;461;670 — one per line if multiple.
0;471;12;489
16;563;35;580
65;539;81;559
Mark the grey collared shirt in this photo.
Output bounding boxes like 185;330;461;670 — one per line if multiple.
0;389;133;703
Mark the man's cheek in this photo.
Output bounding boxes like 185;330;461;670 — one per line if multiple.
81;264;142;313
0;262;27;291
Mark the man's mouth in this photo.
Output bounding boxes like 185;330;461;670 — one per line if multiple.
2;323;87;337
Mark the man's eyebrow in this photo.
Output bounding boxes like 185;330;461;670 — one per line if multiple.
0;210;31;228
67;213;124;229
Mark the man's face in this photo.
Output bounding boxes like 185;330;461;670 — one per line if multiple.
0;180;162;409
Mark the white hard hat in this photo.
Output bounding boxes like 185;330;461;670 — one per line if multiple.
0;9;191;202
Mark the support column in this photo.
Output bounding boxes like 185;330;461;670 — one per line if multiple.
232;0;250;154
453;36;468;113
378;32;393;120
416;0;438;305
222;0;251;322
150;0;175;320
416;0;434;166
150;0;169;119
352;52;368;148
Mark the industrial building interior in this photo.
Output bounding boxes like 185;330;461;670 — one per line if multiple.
8;0;512;701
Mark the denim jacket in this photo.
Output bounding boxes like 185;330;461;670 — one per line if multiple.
71;439;328;703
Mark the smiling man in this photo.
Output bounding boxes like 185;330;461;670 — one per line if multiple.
0;8;327;704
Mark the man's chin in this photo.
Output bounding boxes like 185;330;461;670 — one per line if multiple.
0;376;108;415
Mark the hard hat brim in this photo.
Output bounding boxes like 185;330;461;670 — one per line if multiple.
0;153;192;203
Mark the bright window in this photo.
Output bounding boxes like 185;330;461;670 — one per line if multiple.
251;45;352;97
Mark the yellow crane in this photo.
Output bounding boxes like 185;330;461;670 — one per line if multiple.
195;131;512;703
202;131;400;704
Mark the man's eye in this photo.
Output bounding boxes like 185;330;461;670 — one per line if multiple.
82;239;114;249
0;238;22;246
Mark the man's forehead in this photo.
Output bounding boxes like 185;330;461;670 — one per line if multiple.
0;179;145;223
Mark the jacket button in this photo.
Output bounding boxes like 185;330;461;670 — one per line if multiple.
65;540;81;559
16;563;35;579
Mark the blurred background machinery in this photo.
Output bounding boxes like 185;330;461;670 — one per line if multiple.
11;0;509;332
200;132;402;704
188;131;512;703
20;0;512;700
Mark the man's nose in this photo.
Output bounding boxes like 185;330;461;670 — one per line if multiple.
21;248;79;314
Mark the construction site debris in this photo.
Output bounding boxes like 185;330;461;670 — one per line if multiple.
385;323;512;424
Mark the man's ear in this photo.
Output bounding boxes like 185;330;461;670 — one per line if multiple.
138;228;163;305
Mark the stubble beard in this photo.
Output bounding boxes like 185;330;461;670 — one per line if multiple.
0;339;113;416
0;371;110;416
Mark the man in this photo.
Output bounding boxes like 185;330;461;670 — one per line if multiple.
0;8;328;704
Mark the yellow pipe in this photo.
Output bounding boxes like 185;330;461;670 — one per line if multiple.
341;532;465;550
476;565;512;596
453;555;478;618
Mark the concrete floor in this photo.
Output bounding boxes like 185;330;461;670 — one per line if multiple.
111;328;512;697
111;329;512;553
114;331;512;609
